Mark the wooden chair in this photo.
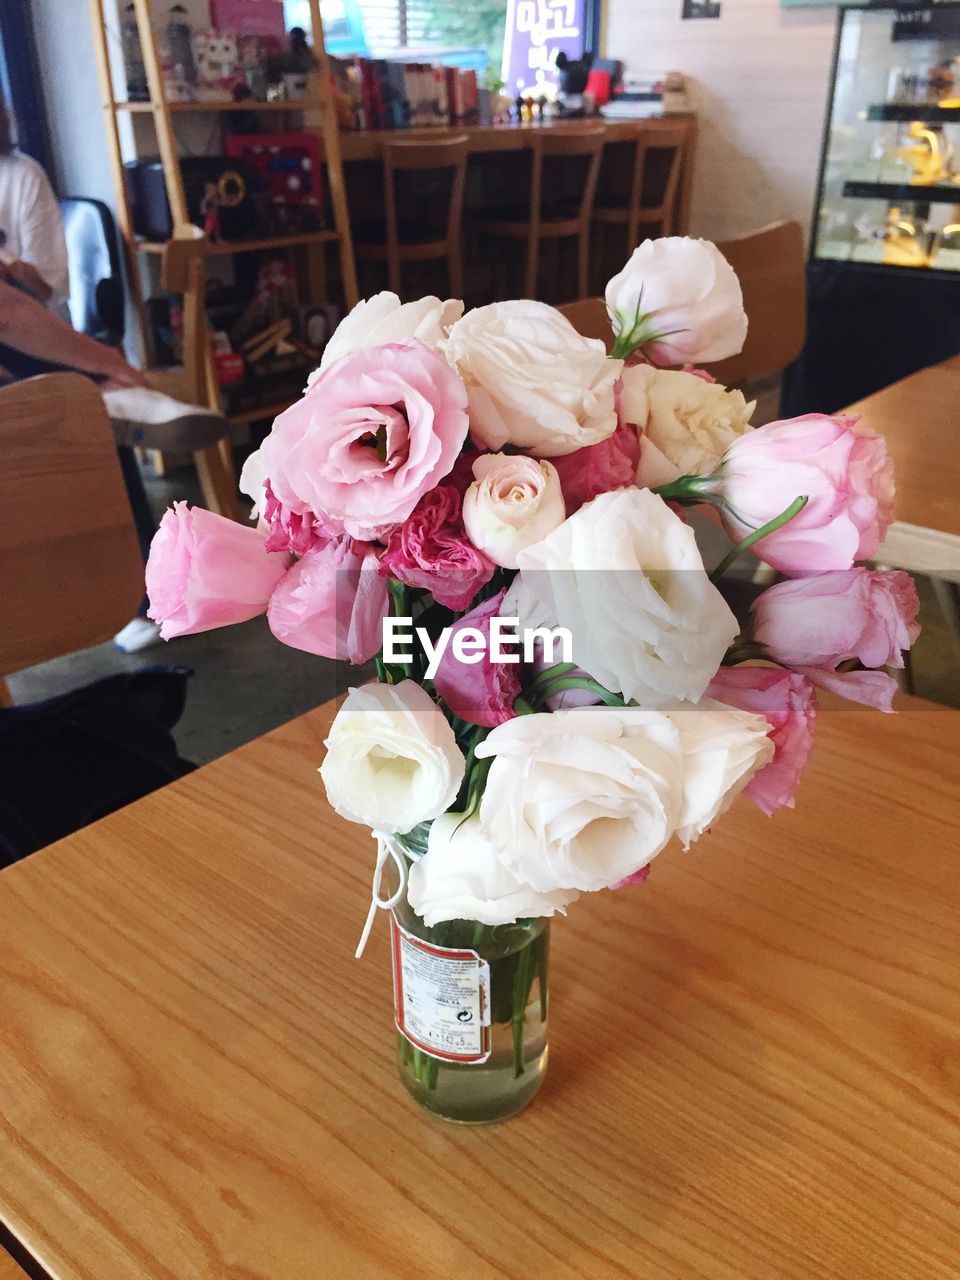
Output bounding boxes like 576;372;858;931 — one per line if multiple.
473;127;607;301
556;297;613;349
707;220;806;389
592;119;687;271
121;233;240;521
0;373;145;701
354;135;469;298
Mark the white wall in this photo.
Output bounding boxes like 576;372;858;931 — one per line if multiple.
604;0;839;242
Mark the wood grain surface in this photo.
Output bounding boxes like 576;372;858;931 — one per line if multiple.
1;698;958;1279
845;357;960;539
0;1251;30;1280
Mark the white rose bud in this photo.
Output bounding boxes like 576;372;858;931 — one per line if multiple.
408;813;578;926
475;708;686;892
605;237;747;365
516;488;739;707
462;452;566;569
312;292;463;379
444;300;622;456
320;681;465;834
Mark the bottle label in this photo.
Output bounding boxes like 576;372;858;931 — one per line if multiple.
391;917;491;1064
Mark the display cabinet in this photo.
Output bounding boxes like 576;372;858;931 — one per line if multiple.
785;2;960;414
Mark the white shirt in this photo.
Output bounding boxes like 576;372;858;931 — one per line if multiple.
0;151;70;300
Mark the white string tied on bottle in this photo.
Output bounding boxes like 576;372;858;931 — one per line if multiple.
355;831;412;959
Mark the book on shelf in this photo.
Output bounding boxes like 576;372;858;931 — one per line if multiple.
329;55;486;131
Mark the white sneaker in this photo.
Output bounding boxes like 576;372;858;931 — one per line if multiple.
103;386;226;450
114;617;162;653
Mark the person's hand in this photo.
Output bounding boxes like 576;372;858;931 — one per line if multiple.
3;259;52;303
96;345;149;389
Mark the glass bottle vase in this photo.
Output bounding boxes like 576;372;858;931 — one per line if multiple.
390;890;549;1124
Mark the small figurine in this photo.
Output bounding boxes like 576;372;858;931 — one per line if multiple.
200;181;221;242
193;29;241;102
555;51;593;117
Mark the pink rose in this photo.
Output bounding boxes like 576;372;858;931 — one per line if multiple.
751;570;920;670
146;501;289;640
708;667;817;815
710;414;895;573
380;486;495;610
262;479;332;556
432;589;521;728
258;341;469;541
551;423;641;514
267;537;388;663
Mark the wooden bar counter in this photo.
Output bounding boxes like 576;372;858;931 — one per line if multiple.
339;114;698;234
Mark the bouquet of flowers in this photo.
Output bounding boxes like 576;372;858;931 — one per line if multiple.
145;238;919;1120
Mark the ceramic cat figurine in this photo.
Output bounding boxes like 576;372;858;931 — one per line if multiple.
193;29;241;102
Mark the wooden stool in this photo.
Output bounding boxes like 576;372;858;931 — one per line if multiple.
354;135;468;298
592;120;687;280
472;127;606;301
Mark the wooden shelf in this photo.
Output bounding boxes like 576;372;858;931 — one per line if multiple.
225;398;297;424
137;230;338;256
114;98;323;113
843;179;960;205
866;103;960;123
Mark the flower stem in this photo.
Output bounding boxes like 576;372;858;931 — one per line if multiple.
522;662;578;700
709;495;809;583
512;942;532;1078
534;675;627;708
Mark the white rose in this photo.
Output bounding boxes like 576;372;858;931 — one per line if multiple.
444;300;622;457
642;369;754;478
310;292;463;380
605;237;747;365
475;708;685;892
663;701;774;846
516;488;739;706
320;681;465;834
462;453;566;569
407;814;578;926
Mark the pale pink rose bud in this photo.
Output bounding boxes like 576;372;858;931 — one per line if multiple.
266;537;388;664
462;452;566;569
605;237;747;365
146;501;289;641
711;414;895;573
708;666;817;816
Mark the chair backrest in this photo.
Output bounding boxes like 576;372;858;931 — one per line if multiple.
59;197;125;345
529;127;606;232
599;119;687;230
708;219;807;387
0;373;144;679
382;134;469;248
160;232;210;405
556;297;613;349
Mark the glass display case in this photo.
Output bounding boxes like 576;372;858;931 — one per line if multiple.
813;2;960;274
785;2;960;415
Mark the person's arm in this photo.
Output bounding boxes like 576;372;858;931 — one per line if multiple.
0;278;145;386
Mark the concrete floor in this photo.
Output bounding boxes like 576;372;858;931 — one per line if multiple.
6;454;959;767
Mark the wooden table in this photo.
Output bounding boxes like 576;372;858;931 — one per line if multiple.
339;115;697;235
1;697;958;1279
844;354;960;580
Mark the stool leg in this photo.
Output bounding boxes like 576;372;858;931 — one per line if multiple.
577;227;591;301
523;233;539;300
449;237;463;299
195;441;241;521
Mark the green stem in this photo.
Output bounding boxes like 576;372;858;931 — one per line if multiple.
522;661;578;699
709;495;809;583
535;675;626;708
534;932;548;1022
511;943;532;1078
651;474;711;505
513;695;537;716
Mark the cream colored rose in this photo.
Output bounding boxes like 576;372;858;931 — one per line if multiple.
645;368;754;477
312;292;463;378
475;707;685;892
663;701;774;846
444;300;622;457
515;488;739;707
407;814;577;926
462;452;566;569
320;680;465;834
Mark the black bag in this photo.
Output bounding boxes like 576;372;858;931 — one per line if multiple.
0;666;196;867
